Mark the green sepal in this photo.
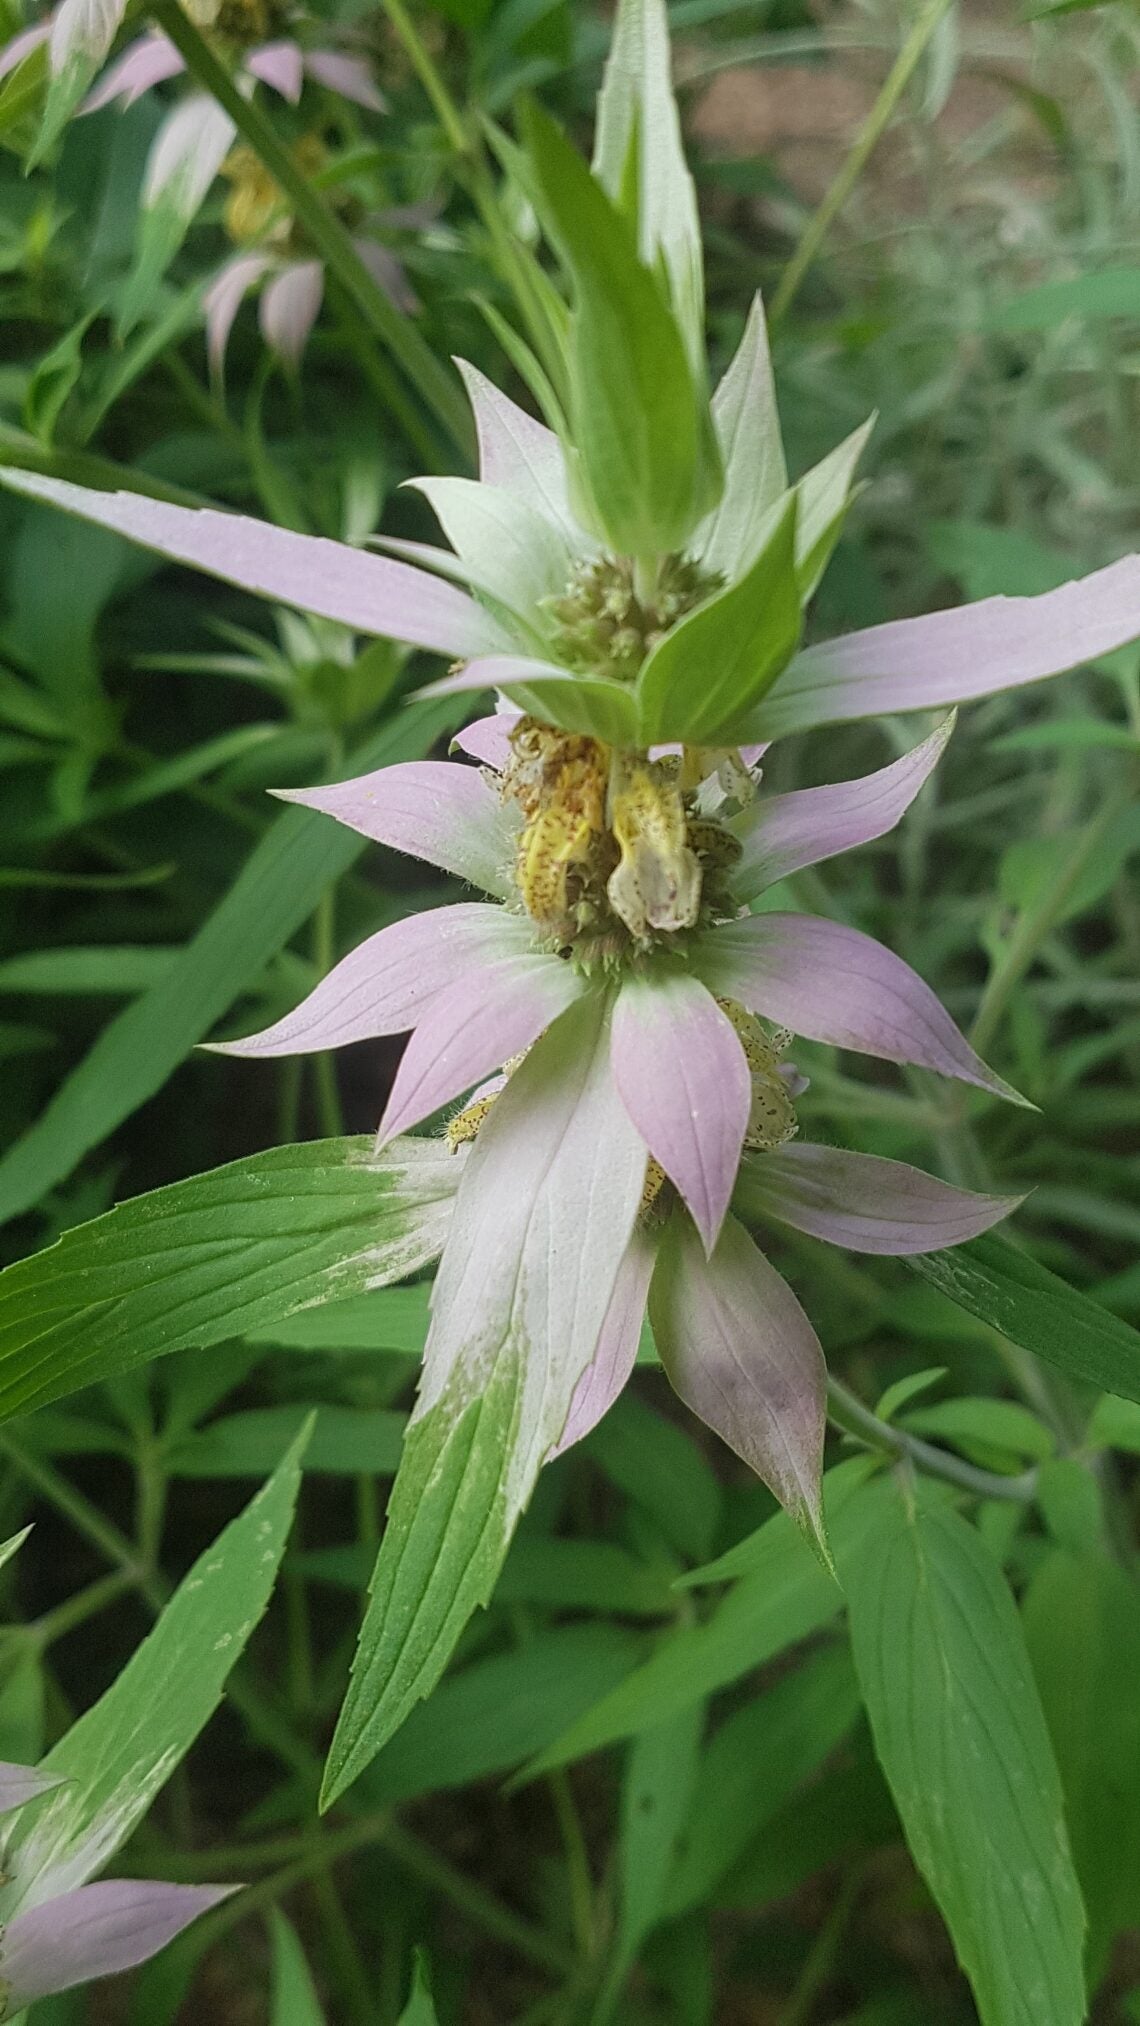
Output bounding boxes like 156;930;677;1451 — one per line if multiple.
519;98;721;559
635;495;801;745
0;39;48;157
501;673;641;746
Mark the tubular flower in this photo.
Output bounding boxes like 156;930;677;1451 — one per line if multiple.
206;712;1021;1557
0;1760;230;2017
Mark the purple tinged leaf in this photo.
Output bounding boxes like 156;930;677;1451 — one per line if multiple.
731;716;954;900
693;912;1027;1105
453;360;580;543
376;954;586;1145
275;759;517;897
649;1212;828;1556
450;712;520;769
611;972;750;1253
303;48;386;110
752;555;1140;739
740;1142;1023;1254
209;902;532;1059
416;991;648;1485
0;1880;236;2007
550;1226;658;1457
0;1763;64;1818
0;474;511;660
244;37;304;100
203;252;273;381
143;94;236;217
82;30;183;110
259;259;324;365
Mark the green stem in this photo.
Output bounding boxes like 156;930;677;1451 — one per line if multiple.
547;1766;596;1960
781;1869;860;2026
826;1377;1038;1504
309;1859;378;2026
148;0;472;462
380;0;469;157
769;0;956;324
312;887;344;1139
327;280;447;474
0;1437;161;1599
378;1819;574;1977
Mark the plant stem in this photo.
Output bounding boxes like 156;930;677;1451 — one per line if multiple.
0;1436;161;1598
781;1869;860;2026
148;0;472;463
380;0;469;157
547;1766;596;1959
826;1376;1038;1504
309;1858;378;2026
30;1571;135;1649
769;0;956;324
312;886;344;1139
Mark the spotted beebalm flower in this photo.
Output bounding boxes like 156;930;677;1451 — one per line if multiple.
0;1759;229;2016
202;703;1023;1528
202;146;418;374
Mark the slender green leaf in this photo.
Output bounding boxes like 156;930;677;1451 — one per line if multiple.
397;1954;439;2026
245;1285;432;1355
269;1910;327;2026
0;1137;457;1420
840;1477;1086;2026
2;1424;309;1908
635;498;800;744
0;947;179;996
1023;1548;1140;1986
521;99;719;556
169;1405;407;1479
585;1392;721;1563
906;1234;1140;1403
606;1704;704;2002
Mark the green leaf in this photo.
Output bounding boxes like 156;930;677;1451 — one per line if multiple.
584;1391;721;1563
0;39;47;154
169;1405;407;1479
0;946;179;996
874;1367;948;1423
1034;1459;1103;1555
497;1535;674;1616
0;698;457;1227
245;1284;431;1355
635;497;800;744
322;1341;525;1807
1023;1549;1140;1987
520;98;720;557
695;294;787;582
661;1641;861;1917
363;1625;643;1806
840;1477;1086;2026
269;1910;327;2026
397;1954;439;2026
591;0;704;359
1;1424;308;1907
899;1396;1055;1473
905;1234;1140;1404
23;316;93;447
794;416;875;596
989;266;1140;327
518;1465;876;1778
607;1704;704;1998
0;1137;457;1420
1088;1393;1140;1451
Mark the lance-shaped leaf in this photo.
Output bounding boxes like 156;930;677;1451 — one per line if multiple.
592;0;704;362
635;498;800;746
840;1477;1086;2026
453;361;577;539
0;1137;458;1421
269;1908;327;2026
322;991;647;1803
520;99;720;558
649;1212;827;1555
1;1426;308;1910
906;1232;1140;1404
694;294;787;582
750;552;1140;740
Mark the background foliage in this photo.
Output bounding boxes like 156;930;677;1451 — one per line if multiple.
1;0;1139;2019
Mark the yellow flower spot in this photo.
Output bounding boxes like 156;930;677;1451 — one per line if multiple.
718;999;799;1151
640;1155;668;1217
221;136;327;248
502;721;610;937
607;753;701;941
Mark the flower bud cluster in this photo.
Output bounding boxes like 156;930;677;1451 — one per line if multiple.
545;553;722;685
